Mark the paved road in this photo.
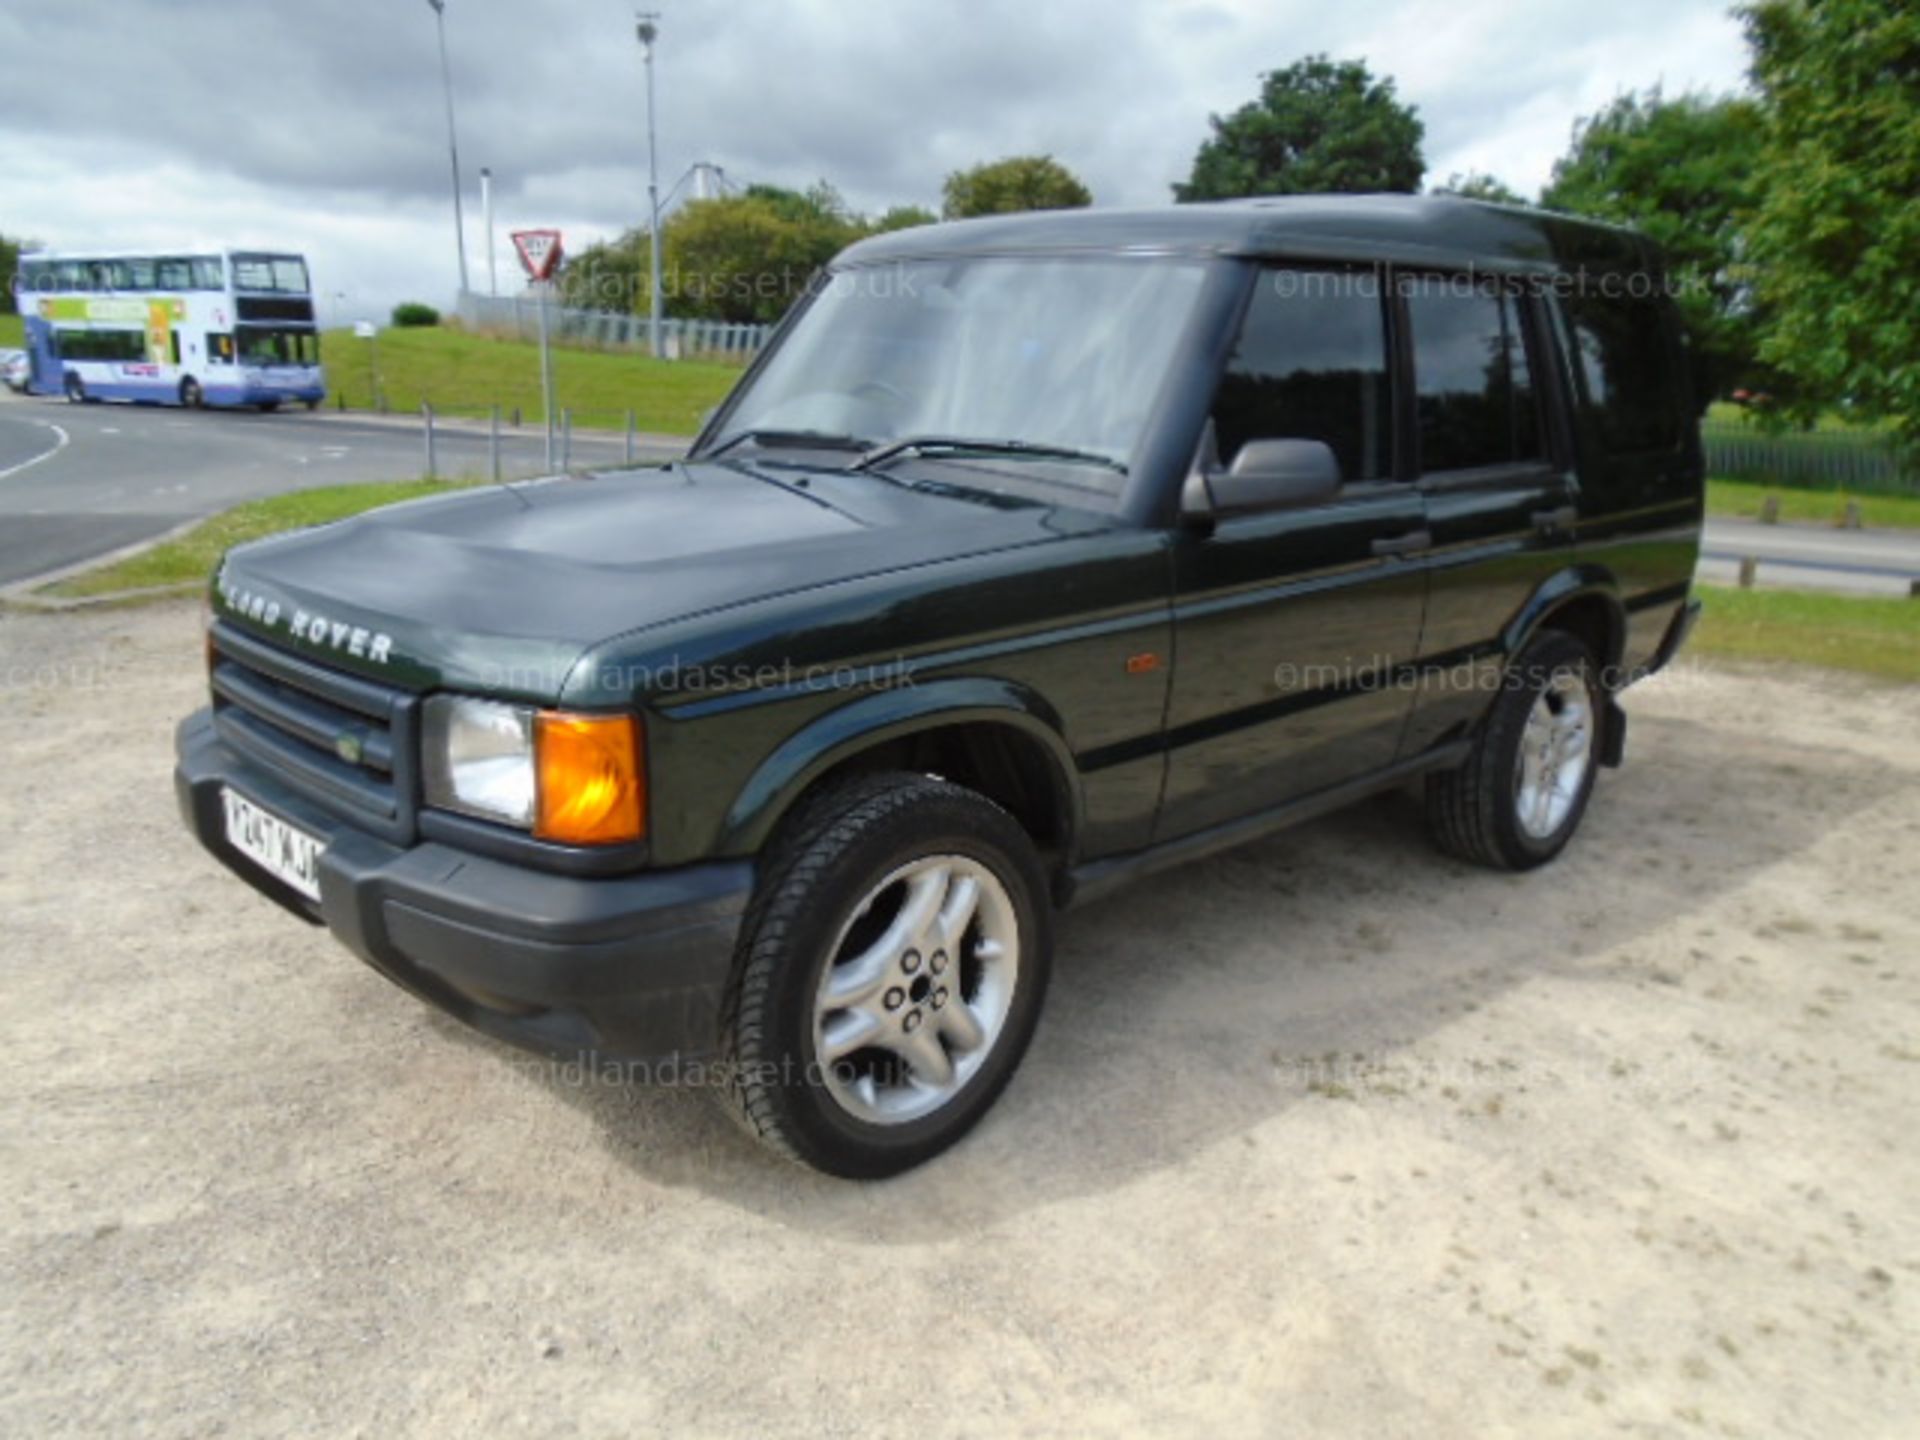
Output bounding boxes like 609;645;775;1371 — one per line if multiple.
1698;515;1920;597
0;394;685;589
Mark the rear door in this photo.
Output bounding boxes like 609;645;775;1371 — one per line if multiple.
1396;274;1573;756
1158;265;1428;841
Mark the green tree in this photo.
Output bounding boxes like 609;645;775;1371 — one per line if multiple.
1174;55;1425;200
1433;171;1527;205
557;231;649;314
664;189;865;324
1739;0;1920;450
872;204;939;233
1;233;23;315
942;156;1092;219
1542;89;1770;403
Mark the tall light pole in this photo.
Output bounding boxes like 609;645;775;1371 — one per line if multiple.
427;0;470;296
480;166;497;297
637;11;663;358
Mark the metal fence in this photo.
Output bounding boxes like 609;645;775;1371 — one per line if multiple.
456;292;771;363
1702;421;1914;495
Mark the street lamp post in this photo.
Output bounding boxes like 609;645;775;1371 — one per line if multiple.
427;0;471;296
637;11;663;359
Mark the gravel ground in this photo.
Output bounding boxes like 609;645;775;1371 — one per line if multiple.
2;600;1916;1438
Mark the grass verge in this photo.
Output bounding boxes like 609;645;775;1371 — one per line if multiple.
1707;478;1920;530
1692;584;1920;682
39;479;471;600
0;313;22;347
321;324;740;434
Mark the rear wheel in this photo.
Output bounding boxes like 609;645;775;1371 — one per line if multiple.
256;399;280;413
179;377;203;409
1426;629;1603;870
719;773;1052;1178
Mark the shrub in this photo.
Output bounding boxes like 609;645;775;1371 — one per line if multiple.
390;302;441;328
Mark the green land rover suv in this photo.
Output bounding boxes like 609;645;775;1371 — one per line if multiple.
177;197;1703;1176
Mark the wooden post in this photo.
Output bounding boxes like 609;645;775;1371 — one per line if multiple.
1738;556;1757;589
1759;495;1780;525
422;402;437;479
1842;499;1862;530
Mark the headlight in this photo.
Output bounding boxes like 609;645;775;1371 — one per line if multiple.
422;696;645;845
423;696;535;826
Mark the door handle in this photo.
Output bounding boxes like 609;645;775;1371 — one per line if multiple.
1532;505;1578;534
1371;529;1432;558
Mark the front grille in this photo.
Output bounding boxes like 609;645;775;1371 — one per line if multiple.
209;620;419;843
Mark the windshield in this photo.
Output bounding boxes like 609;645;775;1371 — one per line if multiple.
238;326;319;367
231;254;310;294
713;256;1209;488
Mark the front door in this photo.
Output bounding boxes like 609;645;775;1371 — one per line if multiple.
1159;266;1428;841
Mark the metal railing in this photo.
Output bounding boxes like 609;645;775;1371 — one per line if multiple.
456;292;771;362
1702;421;1914;495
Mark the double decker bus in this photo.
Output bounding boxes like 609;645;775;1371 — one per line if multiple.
13;250;326;411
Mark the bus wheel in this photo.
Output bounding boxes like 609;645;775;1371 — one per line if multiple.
63;374;85;404
304;398;320;411
257;400;281;413
179;378;203;409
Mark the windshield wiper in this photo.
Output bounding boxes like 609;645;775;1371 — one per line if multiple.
705;427;870;460
852;435;1128;476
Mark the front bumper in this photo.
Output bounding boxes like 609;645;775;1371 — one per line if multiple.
175;708;751;1065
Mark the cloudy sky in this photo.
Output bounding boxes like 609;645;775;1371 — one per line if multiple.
0;0;1751;322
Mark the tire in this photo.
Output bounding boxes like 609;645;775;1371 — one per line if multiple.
179;378;203;409
63;373;85;404
718;772;1053;1178
1426;629;1605;871
304;398;320;412
256;400;280;413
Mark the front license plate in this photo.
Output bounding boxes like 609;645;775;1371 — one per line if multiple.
221;787;323;901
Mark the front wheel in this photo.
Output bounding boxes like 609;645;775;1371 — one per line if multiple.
719;773;1052;1178
1426;630;1604;870
63;373;85;404
179;377;203;409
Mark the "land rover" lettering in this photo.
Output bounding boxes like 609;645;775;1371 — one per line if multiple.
217;571;393;664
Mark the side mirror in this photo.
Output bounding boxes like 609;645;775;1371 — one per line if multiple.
1181;438;1343;523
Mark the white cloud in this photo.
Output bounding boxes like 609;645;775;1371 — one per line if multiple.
0;0;1753;316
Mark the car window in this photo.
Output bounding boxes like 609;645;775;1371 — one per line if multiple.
1211;268;1392;483
1561;290;1682;455
1405;278;1544;472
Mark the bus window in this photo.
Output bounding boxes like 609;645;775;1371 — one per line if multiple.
238;328;319;366
194;257;225;290
207;334;235;365
171;332;182;366
55;260;89;291
55;329;146;362
157;258;194;291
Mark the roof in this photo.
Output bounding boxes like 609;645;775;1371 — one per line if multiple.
837;195;1658;275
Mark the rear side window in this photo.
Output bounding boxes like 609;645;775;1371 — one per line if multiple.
1561;291;1681;454
1406;279;1543;472
1212;268;1392;484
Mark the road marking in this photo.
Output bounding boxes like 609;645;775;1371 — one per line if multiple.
0;419;70;482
